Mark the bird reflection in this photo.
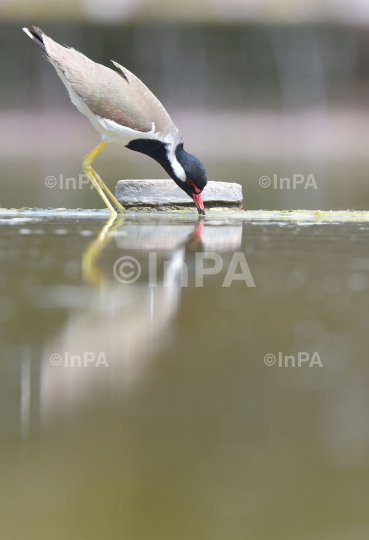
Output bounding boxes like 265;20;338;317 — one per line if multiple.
82;214;125;286
40;216;242;423
190;218;204;245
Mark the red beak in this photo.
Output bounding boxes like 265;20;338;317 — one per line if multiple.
192;193;205;215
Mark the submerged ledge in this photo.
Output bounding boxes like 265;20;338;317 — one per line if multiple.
1;207;369;223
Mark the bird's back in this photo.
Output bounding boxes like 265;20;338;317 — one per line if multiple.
35;29;180;143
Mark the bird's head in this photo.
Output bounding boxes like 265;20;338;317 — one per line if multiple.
175;144;207;215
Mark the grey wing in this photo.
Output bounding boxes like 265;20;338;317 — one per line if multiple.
42;33;177;136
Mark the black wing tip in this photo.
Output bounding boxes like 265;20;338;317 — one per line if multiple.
23;26;46;51
111;60;130;85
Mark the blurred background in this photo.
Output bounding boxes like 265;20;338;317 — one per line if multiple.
2;0;369;209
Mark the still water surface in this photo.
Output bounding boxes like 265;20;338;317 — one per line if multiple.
1;211;369;539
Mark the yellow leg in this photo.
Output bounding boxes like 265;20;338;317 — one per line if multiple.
92;169;125;213
82;142;125;215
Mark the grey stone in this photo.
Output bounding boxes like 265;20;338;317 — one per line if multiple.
115;180;243;208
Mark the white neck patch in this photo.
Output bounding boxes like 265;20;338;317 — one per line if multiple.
166;143;186;183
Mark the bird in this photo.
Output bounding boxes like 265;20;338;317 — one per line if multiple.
23;26;207;215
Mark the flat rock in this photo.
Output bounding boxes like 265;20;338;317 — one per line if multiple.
115;180;243;208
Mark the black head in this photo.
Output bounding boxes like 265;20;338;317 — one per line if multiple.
125;138;208;214
176;144;208;214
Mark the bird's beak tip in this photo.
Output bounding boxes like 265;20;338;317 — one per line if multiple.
192;193;205;215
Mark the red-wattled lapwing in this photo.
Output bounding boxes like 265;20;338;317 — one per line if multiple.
23;26;207;215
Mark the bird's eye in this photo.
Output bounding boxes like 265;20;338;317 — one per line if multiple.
186;178;201;193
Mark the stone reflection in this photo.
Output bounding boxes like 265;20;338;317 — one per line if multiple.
40;217;242;422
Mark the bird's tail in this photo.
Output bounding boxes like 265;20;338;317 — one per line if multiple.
22;26;46;52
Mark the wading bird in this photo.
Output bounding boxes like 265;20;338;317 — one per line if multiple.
23;26;207;215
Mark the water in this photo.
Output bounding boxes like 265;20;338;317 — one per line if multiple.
1;210;369;538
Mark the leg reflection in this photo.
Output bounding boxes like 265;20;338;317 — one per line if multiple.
82;214;125;286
